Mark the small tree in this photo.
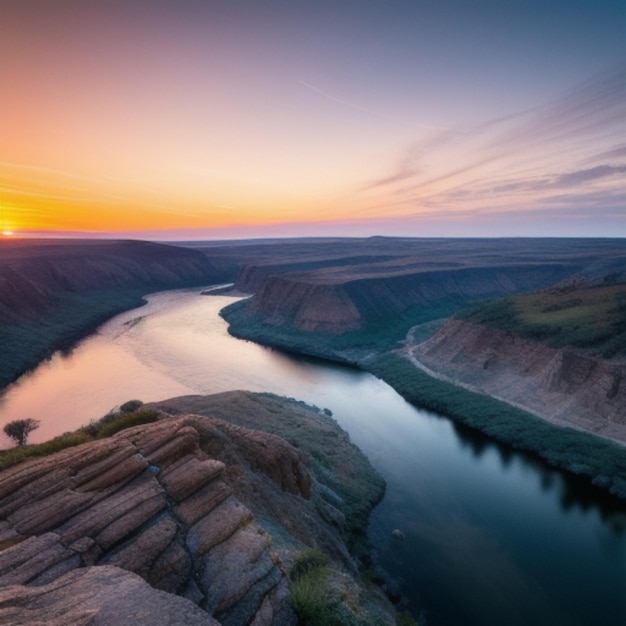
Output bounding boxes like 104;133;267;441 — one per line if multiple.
3;418;40;446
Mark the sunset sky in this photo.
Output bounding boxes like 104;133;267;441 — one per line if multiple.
1;0;625;239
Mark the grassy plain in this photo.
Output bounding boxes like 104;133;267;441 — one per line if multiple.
460;283;626;357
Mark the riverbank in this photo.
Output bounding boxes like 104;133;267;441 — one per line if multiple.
0;239;226;391
221;300;626;501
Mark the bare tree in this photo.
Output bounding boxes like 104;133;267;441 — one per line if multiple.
3;419;40;446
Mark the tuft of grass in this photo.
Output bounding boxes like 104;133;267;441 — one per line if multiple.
288;550;374;626
94;408;159;438
289;565;334;626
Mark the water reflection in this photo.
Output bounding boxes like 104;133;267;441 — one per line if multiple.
450;419;626;531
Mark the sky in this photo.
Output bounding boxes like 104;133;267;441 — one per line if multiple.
1;0;625;239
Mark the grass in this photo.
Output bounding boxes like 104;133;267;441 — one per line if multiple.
0;406;160;472
370;353;626;499
288;549;400;626
459;283;626;357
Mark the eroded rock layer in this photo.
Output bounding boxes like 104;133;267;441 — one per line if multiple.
0;414;305;625
410;318;626;444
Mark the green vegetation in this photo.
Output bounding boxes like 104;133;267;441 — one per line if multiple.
288;549;396;626
88;407;159;438
0;406;160;472
0;288;148;390
460;283;626;357
221;298;457;362
370;353;626;499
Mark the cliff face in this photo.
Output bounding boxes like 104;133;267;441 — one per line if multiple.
0;392;387;626
0;239;222;324
252;264;576;333
410;318;626;444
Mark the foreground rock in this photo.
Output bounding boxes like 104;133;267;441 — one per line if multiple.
0;392;388;625
0;565;219;626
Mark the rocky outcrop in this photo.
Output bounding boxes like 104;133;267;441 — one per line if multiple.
0;393;387;625
410;318;626;444
252;264;576;333
0;414;307;625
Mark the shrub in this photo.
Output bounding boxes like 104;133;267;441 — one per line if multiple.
119;399;144;413
289;566;334;626
95;408;159;438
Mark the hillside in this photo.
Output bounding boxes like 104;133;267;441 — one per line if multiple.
0;239;226;389
214;238;626;497
406;281;626;445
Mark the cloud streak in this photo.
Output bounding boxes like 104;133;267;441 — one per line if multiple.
361;66;626;220
298;79;386;119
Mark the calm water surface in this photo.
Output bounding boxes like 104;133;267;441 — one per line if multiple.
1;288;625;626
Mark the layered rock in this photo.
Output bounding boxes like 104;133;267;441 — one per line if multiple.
409;318;626;444
0;564;220;626
0;413;306;625
251;264;577;333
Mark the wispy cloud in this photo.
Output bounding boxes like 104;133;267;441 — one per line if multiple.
360;65;626;218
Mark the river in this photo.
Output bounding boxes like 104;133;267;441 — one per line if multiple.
1;288;625;626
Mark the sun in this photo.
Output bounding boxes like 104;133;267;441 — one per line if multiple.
2;230;14;237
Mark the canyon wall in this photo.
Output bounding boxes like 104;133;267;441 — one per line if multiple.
410;318;626;444
251;264;577;333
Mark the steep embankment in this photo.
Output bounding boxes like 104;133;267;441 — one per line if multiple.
0;392;389;626
0;239;225;389
408;281;626;445
410;318;626;444
251;264;576;333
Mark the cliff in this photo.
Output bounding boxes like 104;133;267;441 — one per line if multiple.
0;392;389;626
409;317;626;445
251;264;576;333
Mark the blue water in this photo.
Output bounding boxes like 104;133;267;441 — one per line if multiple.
1;288;624;625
